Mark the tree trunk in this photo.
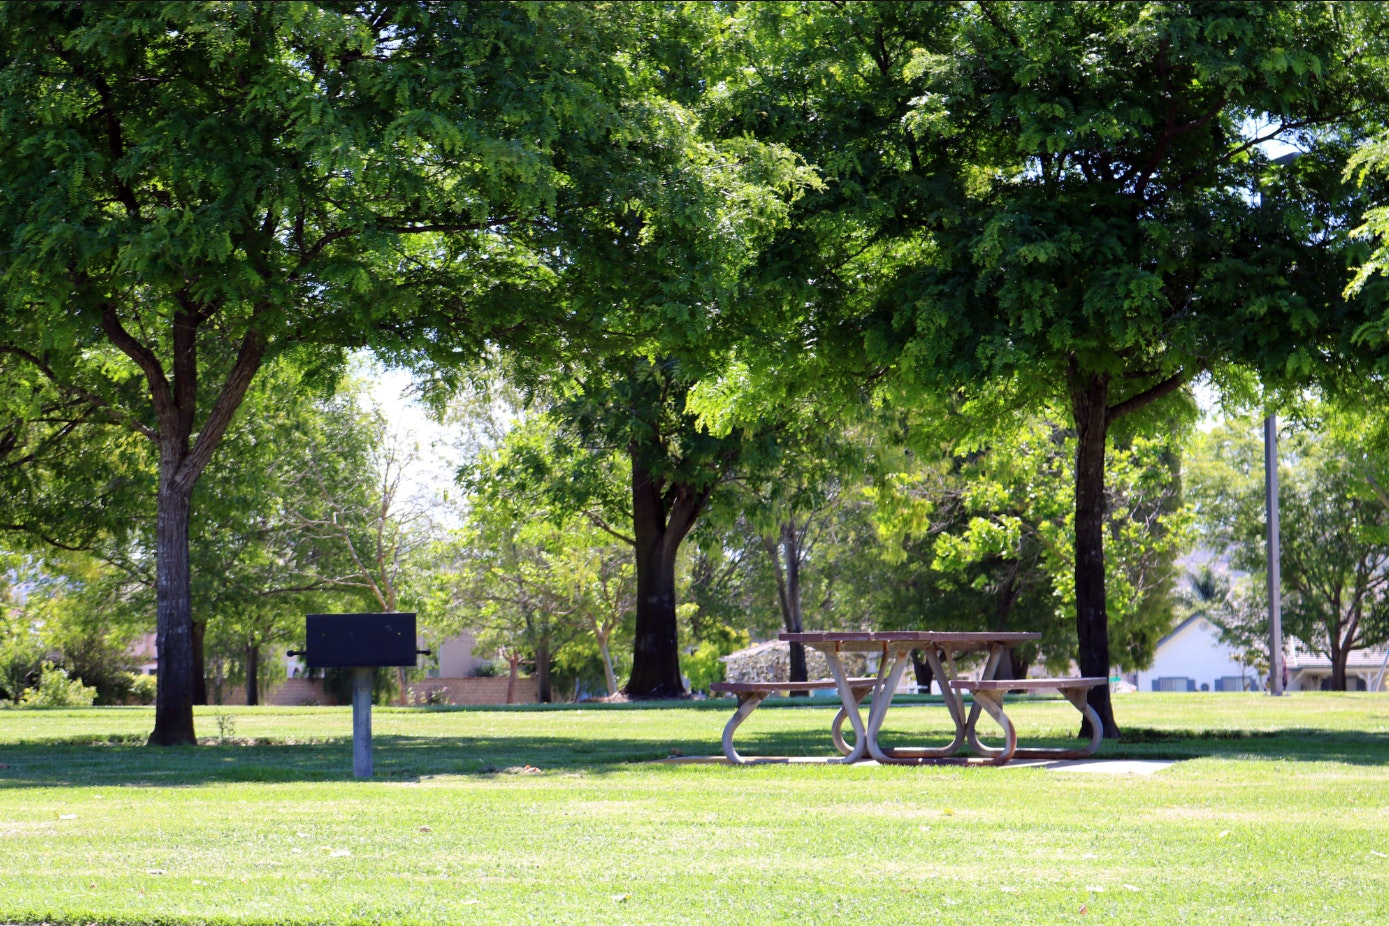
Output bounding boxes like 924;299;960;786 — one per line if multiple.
192;621;208;705
628;535;684;697
505;651;520;705
245;642;260;707
625;447;699;698
596;629;619;697
103;312;266;746
1331;644;1348;690
1070;369;1120;740
536;637;552;704
910;649;935;693
992;570;1019;681
211;655;224;706
765;521;808;690
148;472;198;746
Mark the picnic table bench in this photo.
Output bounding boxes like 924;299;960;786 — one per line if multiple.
709;678;877;764
949;676;1108;764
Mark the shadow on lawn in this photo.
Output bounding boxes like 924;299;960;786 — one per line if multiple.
1;724;1387;788
0;731;692;788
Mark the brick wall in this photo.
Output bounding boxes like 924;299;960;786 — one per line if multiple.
221;676;541;706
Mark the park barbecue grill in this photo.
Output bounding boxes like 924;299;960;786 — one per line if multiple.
288;612;430;777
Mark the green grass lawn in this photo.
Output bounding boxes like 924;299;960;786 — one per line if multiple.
1;693;1387;925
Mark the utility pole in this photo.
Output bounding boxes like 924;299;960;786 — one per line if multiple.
1263;151;1298;697
1265;414;1283;696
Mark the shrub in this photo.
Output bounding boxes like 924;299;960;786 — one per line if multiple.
54;631;139;705
126;672;157;705
0;640;43;703
19;662;98;707
469;659;504;678
683;622;750;695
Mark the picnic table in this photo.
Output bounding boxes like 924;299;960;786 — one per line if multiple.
774;631;1106;765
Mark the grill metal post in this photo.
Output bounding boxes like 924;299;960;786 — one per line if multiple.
352;666;374;778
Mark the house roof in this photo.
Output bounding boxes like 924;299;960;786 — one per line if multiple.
1285;640;1389;671
1153;614;1208;650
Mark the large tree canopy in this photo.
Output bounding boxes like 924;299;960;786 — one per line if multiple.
0;1;640;743
711;0;1389;737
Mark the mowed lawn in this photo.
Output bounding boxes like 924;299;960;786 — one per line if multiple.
1;694;1387;925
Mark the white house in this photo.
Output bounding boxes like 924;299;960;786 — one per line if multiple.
1130;615;1262;693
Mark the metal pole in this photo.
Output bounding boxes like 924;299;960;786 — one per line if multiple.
351;666;374;777
1265;415;1284;696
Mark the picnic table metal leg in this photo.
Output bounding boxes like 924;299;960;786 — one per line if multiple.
965;644;1007;756
831;686;872;757
824;651;871;763
721;692;768;764
961;688;1016;765
863;649;910;763
872;645;966;760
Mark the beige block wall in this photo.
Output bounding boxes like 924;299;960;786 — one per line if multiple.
405;676;541;706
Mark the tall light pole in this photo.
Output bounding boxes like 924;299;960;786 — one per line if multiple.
1264;150;1299;696
1265;413;1283;695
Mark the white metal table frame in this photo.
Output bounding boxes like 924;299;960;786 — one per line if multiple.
780;631;1041;764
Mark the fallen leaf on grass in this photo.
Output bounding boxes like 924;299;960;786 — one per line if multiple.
329;849;351;857
612;894;630;903
147;869;167;876
1078;903;1088;915
419;825;432;833
1086;886;1105;893
1373;851;1387;859
1081;853;1098;860
668;748;682;757
1124;885;1141;893
523;765;542;773
1218;830;1232;839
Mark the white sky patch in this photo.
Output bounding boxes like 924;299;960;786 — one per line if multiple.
363;361;462;515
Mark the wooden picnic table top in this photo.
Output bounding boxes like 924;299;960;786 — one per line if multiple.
779;630;1040;648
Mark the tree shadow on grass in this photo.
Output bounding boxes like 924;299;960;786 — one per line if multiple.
1;714;1386;789
0;732;704;789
